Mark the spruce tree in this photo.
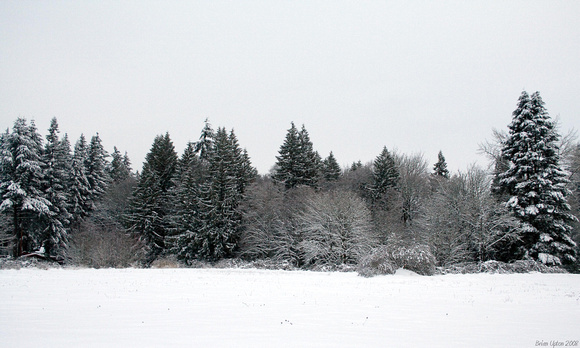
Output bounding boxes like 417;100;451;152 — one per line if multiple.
371;146;399;206
0;118;50;256
433;151;450;179
273;122;320;189
68;134;91;224
497;91;577;265
195;119;214;163
192;128;244;260
109;146;131;182
126;133;177;260
40;118;72;257
170;142;203;262
85;134;109;202
175;127;255;262
322;151;341;182
298;125;321;188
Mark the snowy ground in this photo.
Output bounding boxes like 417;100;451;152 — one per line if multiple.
1;268;579;347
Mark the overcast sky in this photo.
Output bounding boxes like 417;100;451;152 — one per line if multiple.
1;1;579;174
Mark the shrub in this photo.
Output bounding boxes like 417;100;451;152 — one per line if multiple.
68;220;145;268
357;246;397;277
389;243;436;276
358;243;436;277
437;260;567;274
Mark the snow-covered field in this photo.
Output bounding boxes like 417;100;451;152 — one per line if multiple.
1;268;579;347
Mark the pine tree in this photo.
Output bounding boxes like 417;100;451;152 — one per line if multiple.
0;118;50;256
433;151;450;179
371;146;399;206
322;151;341;182
273;123;320;189
497;91;577;265
40;118;72;257
126;133;177;260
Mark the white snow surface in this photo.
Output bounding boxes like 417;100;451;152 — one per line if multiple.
1;268;579;347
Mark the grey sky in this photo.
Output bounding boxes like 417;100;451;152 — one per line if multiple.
1;1;579;174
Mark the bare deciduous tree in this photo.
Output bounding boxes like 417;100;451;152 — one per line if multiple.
298;190;378;266
417;166;520;266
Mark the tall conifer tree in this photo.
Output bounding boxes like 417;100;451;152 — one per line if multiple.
273;123;320;189
371;146;399;206
497;91;577;265
322;151;341;182
433;151;450;179
126;133;177;260
68;134;91;224
40;118;71;257
0;119;50;256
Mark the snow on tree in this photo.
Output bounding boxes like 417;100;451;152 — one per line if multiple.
68;134;92;224
109;146;132;182
497;91;577;265
85;134;110;202
418;166;520;266
0;118;50;257
195;119;214;163
370;146;399;208
395;153;431;225
273;122;320;189
179;127;246;261
298;191;378;266
322;151;341;182
126;133;178;261
432;150;450;179
169;142;204;262
40;118;72;257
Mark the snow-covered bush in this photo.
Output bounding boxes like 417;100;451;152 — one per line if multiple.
357;246;397;277
358;243;436;277
437;260;566;274
388;243;436;275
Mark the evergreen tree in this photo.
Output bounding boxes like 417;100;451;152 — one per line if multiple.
126;133;177;260
322;151;341;182
175;127;255;262
0;118;50;256
230;131;257;195
298;125;321;188
85;134;109;202
109;146;131;182
192;128;242;260
195;119;214;163
68;134;91;224
350;160;363;171
371;146;399;206
433;150;450;179
170;142;203;261
40;118;72;257
273;123;320;189
497;91;577;265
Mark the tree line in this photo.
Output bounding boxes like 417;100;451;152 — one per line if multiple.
1;91;579;272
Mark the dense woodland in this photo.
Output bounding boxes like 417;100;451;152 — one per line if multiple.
1;91;579;273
